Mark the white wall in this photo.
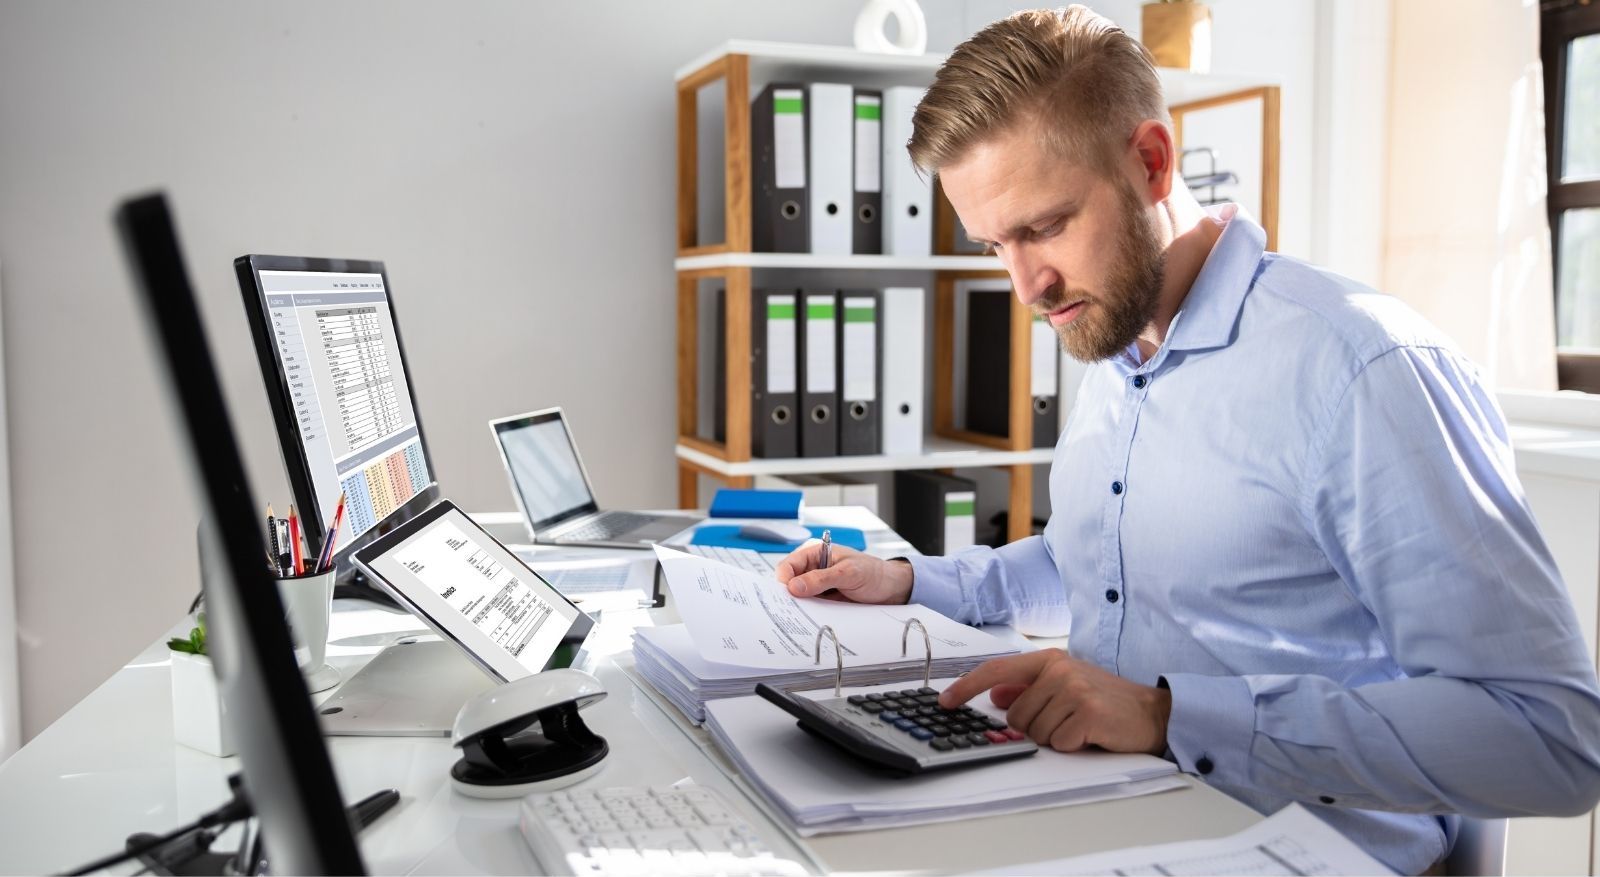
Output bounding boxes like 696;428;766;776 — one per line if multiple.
0;1;1323;741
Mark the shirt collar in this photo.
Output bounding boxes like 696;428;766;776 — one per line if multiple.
1160;203;1267;354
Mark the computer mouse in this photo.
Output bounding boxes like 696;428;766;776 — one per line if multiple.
737;521;814;544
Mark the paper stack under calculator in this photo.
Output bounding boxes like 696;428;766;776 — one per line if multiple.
632;546;1022;722
705;678;1184;835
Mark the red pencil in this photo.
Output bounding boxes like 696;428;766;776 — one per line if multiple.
288;505;304;575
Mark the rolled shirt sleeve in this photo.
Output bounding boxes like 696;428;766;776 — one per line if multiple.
1162;345;1600;818
907;535;1071;636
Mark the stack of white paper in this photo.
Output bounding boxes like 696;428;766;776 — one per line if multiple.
633;624;1017;722
703;678;1185;835
633;547;1021;722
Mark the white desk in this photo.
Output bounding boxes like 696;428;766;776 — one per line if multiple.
0;508;1259;875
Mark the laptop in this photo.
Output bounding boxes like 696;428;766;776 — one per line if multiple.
490;407;702;548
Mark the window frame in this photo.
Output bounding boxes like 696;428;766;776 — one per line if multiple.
1543;0;1600;392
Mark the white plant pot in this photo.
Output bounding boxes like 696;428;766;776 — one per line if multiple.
170;651;234;757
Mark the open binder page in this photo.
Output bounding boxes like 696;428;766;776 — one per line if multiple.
983;802;1394;876
653;545;1009;669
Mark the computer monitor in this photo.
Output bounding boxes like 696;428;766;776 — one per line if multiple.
235;254;439;584
117;194;364;874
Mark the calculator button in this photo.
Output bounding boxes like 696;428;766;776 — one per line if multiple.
967;733;990;746
929;738;955;751
912;716;935;727
918;687;938;695
1004;729;1025;741
983;730;1008;744
893;718;918;731
909;727;934;740
985;719;1008;731
860;702;885;713
914;694;939;706
929;725;951;737
847;695;867;705
899;689;919;697
950;736;972;749
865;693;886;702
878;710;901;722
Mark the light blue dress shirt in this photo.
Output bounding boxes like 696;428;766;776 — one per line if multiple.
907;206;1600;874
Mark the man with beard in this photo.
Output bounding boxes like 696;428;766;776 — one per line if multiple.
776;6;1600;873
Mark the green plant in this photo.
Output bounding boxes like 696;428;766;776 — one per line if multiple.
167;612;208;656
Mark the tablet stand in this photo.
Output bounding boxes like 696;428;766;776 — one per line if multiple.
316;638;494;736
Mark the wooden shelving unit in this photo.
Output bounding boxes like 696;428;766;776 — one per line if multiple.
674;40;1280;542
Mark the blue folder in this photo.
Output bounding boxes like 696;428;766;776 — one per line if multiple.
708;488;804;520
689;525;867;553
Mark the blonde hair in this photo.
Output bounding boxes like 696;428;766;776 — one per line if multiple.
909;6;1169;177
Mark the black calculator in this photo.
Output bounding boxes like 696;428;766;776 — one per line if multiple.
755;683;1039;775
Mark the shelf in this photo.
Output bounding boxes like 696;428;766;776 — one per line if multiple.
675;252;1004;272
676;40;1277;108
676;436;1054;477
677;40;942;90
1157;68;1280;107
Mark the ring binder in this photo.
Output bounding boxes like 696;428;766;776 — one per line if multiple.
901;618;931;689
814;625;845;696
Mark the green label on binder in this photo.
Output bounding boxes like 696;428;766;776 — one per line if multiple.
844;306;875;323
945;497;975;517
855;102;881;120
774;97;804;114
768;302;795;320
807;301;835;320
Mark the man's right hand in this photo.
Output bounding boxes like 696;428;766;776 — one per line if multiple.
775;543;914;605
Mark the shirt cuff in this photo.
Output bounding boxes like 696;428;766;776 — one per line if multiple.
905;554;972;624
1160;673;1255;785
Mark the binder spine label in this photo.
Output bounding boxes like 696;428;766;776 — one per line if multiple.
854;95;881;193
842;297;877;401
1032;315;1059;396
773;89;806;189
767;295;797;394
805;296;837;393
944;491;976;552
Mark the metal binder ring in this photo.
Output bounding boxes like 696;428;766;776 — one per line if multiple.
901;618;932;689
814;625;845;697
771;405;791;424
781;200;800;219
849;401;869;420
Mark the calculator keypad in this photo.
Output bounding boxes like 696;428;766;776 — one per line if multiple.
832;686;1036;765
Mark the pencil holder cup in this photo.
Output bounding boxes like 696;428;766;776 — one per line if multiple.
275;568;340;693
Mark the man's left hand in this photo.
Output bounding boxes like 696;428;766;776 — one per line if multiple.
939;650;1171;755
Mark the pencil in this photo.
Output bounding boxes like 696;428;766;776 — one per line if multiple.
316;492;347;573
288;505;304;575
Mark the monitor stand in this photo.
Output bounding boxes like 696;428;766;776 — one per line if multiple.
316;638;495;737
333;568;402;611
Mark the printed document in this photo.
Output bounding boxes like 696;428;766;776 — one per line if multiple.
987;802;1394;876
653;545;1007;669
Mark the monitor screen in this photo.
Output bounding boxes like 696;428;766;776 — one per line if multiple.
238;256;437;562
493;412;597;529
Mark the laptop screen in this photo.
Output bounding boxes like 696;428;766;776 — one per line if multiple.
494;411;599;530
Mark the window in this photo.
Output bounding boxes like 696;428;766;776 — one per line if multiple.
1544;1;1600;392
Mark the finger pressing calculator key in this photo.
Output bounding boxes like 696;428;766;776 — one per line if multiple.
755;683;1039;774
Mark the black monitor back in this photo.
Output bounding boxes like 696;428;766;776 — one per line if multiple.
115;193;365;875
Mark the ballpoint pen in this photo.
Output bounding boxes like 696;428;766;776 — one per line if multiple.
819;529;832;571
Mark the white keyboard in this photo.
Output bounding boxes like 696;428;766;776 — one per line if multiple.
519;784;807;877
685;544;781;575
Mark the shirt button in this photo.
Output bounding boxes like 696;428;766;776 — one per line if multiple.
1132;375;1146;389
1111;481;1124;495
1319;795;1336;805
1196;756;1214;775
1104;589;1119;604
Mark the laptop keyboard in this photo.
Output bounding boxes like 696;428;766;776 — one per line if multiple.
562;510;655;543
